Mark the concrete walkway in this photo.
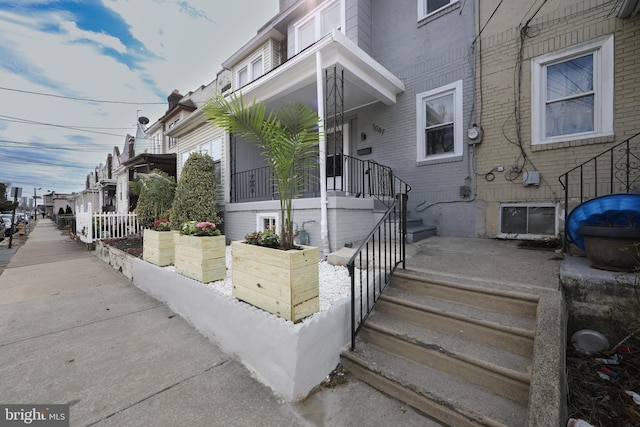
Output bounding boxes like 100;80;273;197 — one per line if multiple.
0;221;435;426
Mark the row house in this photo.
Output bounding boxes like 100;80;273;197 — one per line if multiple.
136;0;638;250
475;0;640;239
78;154;117;213
150;0;477;256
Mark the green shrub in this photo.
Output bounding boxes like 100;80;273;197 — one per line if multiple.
170;152;220;230
133;169;176;229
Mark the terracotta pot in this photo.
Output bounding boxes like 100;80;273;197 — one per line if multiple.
578;225;640;272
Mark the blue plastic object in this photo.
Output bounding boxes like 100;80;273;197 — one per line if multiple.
566;193;640;250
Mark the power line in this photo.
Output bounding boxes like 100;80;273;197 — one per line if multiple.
0;86;165;105
0;139;115;151
0;114;128;138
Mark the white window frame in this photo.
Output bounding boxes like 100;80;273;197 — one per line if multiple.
256;213;279;235
293;0;343;54
416;80;463;163
531;35;614;146
498;202;559;239
418;0;458;21
236;52;264;89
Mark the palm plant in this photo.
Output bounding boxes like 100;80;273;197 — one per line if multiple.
204;92;320;250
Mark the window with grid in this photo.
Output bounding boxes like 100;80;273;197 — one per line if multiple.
531;35;613;145
416;80;462;162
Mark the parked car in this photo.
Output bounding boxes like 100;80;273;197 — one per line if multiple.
0;217;5;241
0;214;14;237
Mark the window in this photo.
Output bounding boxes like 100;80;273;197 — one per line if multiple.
200;138;223;183
256;213;279;235
236;54;263;88
294;1;342;53
238;67;248;87
168;136;177;149
416;80;463;162
500;203;558;237
531;35;613;145
418;0;457;20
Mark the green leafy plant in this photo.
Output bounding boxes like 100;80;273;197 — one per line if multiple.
244;227;280;248
170;152;221;230
180;221;221;236
204;92;320;250
132;170;176;229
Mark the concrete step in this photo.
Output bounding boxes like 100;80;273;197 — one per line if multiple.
342;270;537;426
342;340;528;427
361;311;531;403
406;224;437;243
391;271;539;319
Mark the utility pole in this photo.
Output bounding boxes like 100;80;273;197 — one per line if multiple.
8;187;21;249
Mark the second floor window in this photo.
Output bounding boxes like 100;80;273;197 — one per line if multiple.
416;80;463;162
237;55;263;88
418;0;457;20
294;0;341;54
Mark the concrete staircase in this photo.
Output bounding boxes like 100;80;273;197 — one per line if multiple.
406;216;437;243
341;270;539;426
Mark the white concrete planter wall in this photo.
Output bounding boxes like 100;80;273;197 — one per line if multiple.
131;258;351;402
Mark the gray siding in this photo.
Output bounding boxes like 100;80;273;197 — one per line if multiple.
355;0;477;237
345;0;372;55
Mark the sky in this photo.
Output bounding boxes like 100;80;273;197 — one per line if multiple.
0;0;279;202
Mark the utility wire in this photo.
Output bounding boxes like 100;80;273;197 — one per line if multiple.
0;86;165;105
0;114;128;138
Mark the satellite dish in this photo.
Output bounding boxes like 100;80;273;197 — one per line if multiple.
138;116;150;125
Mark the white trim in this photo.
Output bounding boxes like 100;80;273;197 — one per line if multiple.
294;0;343;54
256;212;279;235
235;51;264;89
415;80;463;162
418;0;459;21
531;35;614;145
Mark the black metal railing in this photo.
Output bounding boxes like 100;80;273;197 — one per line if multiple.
559;131;640;250
230;154;406;205
347;191;409;350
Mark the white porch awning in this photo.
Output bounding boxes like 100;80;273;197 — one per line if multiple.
238;29;405;112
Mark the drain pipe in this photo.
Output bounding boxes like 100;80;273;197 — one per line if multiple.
316;51;330;257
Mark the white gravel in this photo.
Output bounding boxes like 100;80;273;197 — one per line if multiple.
166;246;353;311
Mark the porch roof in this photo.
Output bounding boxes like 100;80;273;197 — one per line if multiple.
239;29;405;112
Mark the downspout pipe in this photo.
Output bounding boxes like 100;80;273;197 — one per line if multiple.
316;51;330;257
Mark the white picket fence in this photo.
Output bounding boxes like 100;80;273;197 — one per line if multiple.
75;203;141;244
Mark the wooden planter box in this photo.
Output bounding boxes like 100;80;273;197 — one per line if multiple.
143;229;177;267
231;241;319;323
174;234;226;283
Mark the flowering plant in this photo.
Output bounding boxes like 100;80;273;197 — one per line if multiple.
244;227;280;248
152;219;171;231
180;221;221;236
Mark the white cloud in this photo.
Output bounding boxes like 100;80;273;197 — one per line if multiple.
0;0;280;194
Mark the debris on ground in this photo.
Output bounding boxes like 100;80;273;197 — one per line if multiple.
320;364;349;389
567;340;640;426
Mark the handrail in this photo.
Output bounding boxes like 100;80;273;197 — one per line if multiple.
558;131;640;250
347;192;408;350
230;154;411;204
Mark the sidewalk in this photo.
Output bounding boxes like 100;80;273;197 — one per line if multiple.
0;221;436;426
